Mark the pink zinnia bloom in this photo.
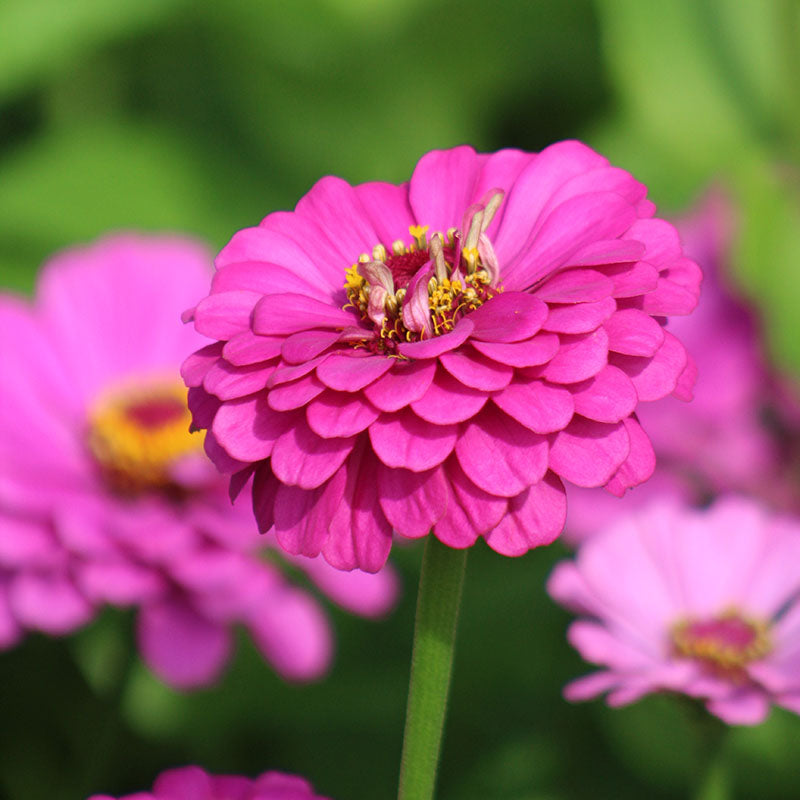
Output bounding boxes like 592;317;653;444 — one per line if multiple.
88;765;330;800
0;235;397;689
183;141;701;572
548;498;800;725
565;192;800;541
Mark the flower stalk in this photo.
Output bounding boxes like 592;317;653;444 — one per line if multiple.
397;536;467;800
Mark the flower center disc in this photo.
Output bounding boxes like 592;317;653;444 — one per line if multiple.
343;223;501;355
87;380;202;495
671;609;772;680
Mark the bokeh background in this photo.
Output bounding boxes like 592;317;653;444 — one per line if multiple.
2;1;800;798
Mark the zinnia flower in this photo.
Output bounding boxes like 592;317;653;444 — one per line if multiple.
0;235;397;688
183;141;701;572
88;765;330;800
548;497;800;724
565;192;800;541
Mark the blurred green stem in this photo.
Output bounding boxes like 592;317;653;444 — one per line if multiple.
397;536;467;800
693;716;730;800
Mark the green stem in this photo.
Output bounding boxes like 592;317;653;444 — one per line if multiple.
397;536;468;800
693;715;730;800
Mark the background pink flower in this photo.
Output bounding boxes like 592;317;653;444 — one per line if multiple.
183;141;701;572
88;765;330;800
548;497;800;725
565;192;800;541
0;234;398;689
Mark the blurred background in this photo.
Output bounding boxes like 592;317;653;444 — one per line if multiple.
2;1;800;798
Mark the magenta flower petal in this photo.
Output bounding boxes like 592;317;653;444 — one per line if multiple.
492;377;574;434
315;353;393;391
549;417;630;487
223;331;283;366
295;176;379;264
570;365;638;423
542;296;616;334
306;391;379;438
212;395;290;462
91;766;330;800
540;329;609;384
138;599;232;689
533;268;614;304
396;318;474;359
607;261;660;297
324;445;392;572
494;140;608;264
612;330;687;401
354;181;416;244
466;292;548;342
182;343;224;387
361;359;435;412
268;374;326;411
483;472;566;555
216;225;334;290
455;408;548;496
282;330;342;364
246;587;332;682
193;290;262;339
439;349;513;391
604;308;665;356
369;408;458;472
182;143;700;568
409;146;480;231
203;360;274;401
604;417;656;496
9;572;94;634
471;332;560;368
410;368;487;424
433;459;507;549
378;465;449;538
506;192;636;287
271;420;354;490
253;294;352;336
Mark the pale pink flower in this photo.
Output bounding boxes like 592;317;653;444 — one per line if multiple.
548;498;800;724
565;192;800;541
183;141;701;572
0;235;398;689
88;765;329;800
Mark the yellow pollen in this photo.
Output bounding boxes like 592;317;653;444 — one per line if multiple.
87;380;201;494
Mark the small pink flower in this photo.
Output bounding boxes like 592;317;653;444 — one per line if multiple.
0;235;398;689
565;192;800;541
548;497;800;725
184;141;701;572
88;765;330;800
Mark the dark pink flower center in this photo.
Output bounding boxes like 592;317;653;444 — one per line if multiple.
125;395;187;428
87;380;202;496
671;609;771;681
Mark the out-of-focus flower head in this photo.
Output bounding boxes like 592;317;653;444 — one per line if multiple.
0;235;398;689
182;141;701;572
565;191;800;541
88;765;330;800
549;497;800;725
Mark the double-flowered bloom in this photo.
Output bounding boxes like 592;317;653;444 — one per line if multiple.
89;766;329;800
184;141;701;571
549;498;800;724
0;235;397;688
